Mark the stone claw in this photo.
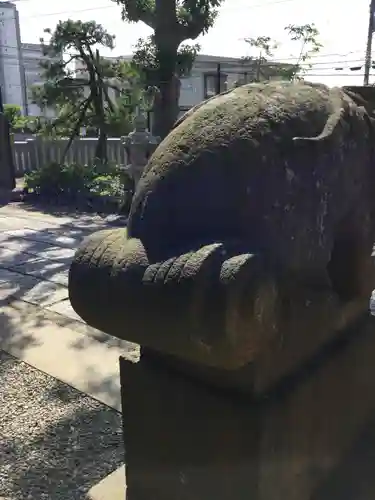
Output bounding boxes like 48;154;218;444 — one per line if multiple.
69;230;277;370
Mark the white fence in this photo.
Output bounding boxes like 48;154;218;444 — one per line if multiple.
12;137;127;177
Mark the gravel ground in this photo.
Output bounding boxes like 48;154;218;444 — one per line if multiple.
0;351;124;500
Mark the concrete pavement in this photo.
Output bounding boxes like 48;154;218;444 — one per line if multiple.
0;204;132;498
0;204;138;409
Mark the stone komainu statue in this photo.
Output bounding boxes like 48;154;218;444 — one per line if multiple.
69;81;375;392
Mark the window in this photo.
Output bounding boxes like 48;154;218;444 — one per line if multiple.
203;72;227;99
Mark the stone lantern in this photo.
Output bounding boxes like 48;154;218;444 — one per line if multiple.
121;114;160;190
120;87;160;193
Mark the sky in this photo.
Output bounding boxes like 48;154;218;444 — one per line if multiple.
13;0;375;87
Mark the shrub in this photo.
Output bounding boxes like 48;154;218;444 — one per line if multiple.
24;161;126;201
25;162;92;197
89;175;123;198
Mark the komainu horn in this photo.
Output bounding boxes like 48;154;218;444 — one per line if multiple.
68;81;375;393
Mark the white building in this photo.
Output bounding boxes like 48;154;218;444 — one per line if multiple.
0;1;288;120
74;52;285;116
21;42;57;118
0;3;57;117
178;54;258;114
0;1;27;113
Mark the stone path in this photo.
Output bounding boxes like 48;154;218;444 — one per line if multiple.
0;205;119;321
0;204;132;499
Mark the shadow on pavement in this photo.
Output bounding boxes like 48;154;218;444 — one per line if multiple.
12;199;127;225
0;207;135;498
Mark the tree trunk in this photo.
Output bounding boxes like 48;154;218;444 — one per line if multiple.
153;74;181;139
153;0;181;139
95;129;107;164
92;84;107;163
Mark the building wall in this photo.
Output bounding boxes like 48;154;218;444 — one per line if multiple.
178;55;257;109
75;53;257;113
0;2;26;113
0;4;56;117
20;50;283;120
21;42;57;117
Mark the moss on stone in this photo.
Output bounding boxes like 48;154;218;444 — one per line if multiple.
69;81;375;380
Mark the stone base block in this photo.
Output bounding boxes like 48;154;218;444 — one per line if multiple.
120;315;375;500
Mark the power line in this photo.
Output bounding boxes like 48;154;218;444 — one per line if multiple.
208;58;369;71
0;35;369;70
6;2;370;66
13;0;319;19
0;53;371;74
13;0;305;10
21;5;119;19
238;51;365;63
303;74;367;77
253;50;365;62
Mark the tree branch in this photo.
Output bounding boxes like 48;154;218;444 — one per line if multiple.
177;1;218;41
101;81;115;113
62;97;92;162
115;0;157;29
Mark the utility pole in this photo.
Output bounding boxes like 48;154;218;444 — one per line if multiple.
0;85;4;113
256;52;263;82
216;63;221;94
364;0;375;85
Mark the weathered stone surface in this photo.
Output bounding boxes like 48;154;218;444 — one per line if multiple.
69;82;375;391
121;315;375;500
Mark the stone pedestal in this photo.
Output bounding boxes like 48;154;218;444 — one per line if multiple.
121;315;375;500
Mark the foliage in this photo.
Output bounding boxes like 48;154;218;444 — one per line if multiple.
24;161;124;199
244;36;279;59
3;104;40;133
32;19;137;161
132;36;200;87
243;36;280;82
284;23;322;78
4;104;22;128
105;96;137;136
242;23;322;83
38;95;136;139
114;0;225;138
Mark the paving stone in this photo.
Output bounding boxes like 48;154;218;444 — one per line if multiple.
0;240;76;262
3;229;87;248
48;299;84;322
0;268;27;283
0;238;54;256
0;216;40;231
0;272;40;301
87;465;126;500
21;280;69;306
0;248;39;266
0;299;138;411
35;246;76;262
9;258;69;286
0;270;68;306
